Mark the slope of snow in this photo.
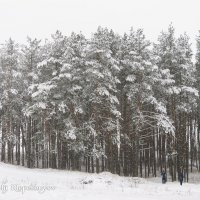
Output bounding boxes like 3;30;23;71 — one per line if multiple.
0;162;199;200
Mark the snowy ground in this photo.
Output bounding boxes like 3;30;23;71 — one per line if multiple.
0;162;200;200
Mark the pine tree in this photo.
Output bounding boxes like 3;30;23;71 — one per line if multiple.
120;28;175;176
21;37;42;167
0;38;21;164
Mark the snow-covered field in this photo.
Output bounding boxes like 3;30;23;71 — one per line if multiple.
0;162;199;200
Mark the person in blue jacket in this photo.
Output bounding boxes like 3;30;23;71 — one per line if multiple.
161;168;167;184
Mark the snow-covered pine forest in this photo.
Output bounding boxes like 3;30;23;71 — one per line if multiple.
0;25;200;182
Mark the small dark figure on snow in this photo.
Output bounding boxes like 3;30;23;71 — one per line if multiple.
179;171;184;186
161;168;167;184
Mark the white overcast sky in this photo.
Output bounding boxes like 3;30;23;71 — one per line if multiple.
0;0;200;48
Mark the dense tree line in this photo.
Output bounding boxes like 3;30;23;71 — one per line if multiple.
0;25;200;181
